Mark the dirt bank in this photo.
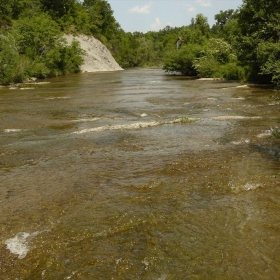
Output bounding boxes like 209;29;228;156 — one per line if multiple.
64;34;123;73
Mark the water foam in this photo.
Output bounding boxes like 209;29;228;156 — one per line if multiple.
72;115;263;135
243;183;262;191
211;116;260;120
229;181;262;192
231;139;250;145
69;118;99;123
24;82;50;85
5;231;40;259
257;130;272;138
45;96;70;100
73;117;200;134
4;129;23;133
73;121;160;134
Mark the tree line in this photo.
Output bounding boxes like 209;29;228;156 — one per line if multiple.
0;0;279;88
162;0;280;89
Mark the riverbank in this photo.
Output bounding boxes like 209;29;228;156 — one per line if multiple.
0;34;123;87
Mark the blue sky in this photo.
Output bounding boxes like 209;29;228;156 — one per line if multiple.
107;0;243;33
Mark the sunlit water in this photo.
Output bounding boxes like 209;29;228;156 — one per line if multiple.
0;68;280;279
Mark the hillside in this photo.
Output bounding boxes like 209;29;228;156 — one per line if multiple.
64;34;123;73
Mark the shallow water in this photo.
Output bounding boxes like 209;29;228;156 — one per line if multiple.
0;69;280;279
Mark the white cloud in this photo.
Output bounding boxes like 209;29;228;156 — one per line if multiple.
176;2;196;15
129;3;151;14
196;0;212;7
151;18;162;31
187;6;196;13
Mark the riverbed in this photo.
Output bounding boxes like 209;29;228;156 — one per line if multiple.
0;68;280;279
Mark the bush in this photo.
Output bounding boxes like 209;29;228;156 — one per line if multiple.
220;62;246;80
59;40;85;74
193;57;220;78
0;55;31;84
0;13;85;84
192;38;242;79
163;44;202;75
206;38;236;64
257;42;280;87
0;33;31;84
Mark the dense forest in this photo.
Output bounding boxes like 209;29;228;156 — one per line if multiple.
0;0;279;88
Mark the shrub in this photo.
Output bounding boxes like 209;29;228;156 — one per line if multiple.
163;44;202;76
220;62;246;80
59;40;85;74
257;42;280;87
0;13;85;83
193;57;220;78
271;128;280;138
0;33;31;84
204;38;235;64
192;38;240;79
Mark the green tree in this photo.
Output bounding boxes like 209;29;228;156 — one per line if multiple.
163;44;202;75
238;0;280;42
212;9;240;43
58;2;90;34
235;0;280;83
257;41;280;88
180;27;206;45
0;12;85;84
83;0;120;41
0;0;38;26
0;32;31;84
0;0;12;27
214;9;234;28
40;0;76;18
110;31;140;67
190;14;211;37
190;37;245;80
13;13;62;59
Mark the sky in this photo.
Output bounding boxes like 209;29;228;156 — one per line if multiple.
107;0;244;33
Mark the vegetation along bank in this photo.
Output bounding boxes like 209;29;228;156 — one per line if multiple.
0;0;279;88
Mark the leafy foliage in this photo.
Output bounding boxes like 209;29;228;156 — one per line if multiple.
190;14;211;37
0;0;280;88
163;44;202;76
192;37;247;80
162;1;279;85
235;0;280;83
83;0;120;41
257;42;280;88
220;63;246;81
0;11;84;84
0;33;30;84
109;31;141;68
194;57;220;78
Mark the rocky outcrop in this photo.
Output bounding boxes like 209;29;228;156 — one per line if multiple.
64;34;123;73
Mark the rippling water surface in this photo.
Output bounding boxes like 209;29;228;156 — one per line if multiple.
1;69;280;279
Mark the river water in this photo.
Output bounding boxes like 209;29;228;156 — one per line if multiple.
0;68;280;279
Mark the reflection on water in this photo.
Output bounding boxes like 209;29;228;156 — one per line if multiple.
0;69;280;279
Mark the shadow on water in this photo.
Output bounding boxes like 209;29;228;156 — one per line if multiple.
249;140;280;161
0;68;280;279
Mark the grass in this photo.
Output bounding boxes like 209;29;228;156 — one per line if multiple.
173;117;197;124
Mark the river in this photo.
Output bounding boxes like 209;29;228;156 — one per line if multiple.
0;68;280;279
